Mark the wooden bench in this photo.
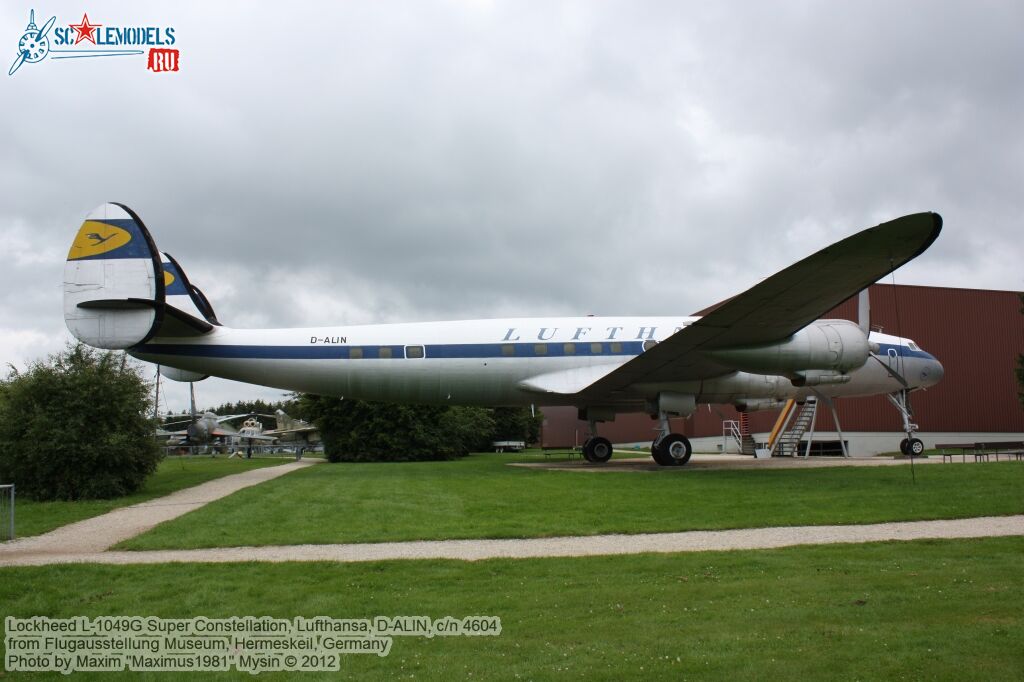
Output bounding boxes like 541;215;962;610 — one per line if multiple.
972;441;1024;462
937;442;1024;463
936;443;975;463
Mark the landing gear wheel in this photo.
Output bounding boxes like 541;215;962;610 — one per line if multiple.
583;437;612;463
653;434;692;466
899;438;909;455
907;438;925;457
651;441;672;466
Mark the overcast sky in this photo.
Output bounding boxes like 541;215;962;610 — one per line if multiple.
2;1;1022;412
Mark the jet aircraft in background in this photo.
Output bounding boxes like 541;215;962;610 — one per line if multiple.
159;411;276;447
262;410;321;447
64;204;943;464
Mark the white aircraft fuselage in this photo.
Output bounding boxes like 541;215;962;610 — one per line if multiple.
132;317;943;412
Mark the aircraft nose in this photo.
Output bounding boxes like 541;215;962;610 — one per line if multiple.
922;355;944;387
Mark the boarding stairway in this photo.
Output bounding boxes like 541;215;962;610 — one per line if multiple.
739;413;756;455
723;414;758;455
755;397;821;458
775;398;818;456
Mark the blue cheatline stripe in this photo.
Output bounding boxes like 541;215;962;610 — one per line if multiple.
134;341;646;360
875;343;934;360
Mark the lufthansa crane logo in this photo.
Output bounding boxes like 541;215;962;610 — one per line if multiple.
67;221;133;260
87;232;116;245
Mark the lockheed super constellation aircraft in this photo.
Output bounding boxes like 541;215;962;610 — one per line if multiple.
63;204;944;465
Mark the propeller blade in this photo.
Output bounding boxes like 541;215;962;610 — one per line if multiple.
37;15;57;41
8;50;27;76
857;289;870;334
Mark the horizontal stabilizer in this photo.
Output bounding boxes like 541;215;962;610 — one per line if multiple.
77;299;212;336
77;299;154;311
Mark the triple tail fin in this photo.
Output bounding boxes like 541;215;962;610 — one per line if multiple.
64;203;220;349
161;251;222;327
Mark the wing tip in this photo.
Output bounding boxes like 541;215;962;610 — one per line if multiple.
875;211;942;264
910;211;942;262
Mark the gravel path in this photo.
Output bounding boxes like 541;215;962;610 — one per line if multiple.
0;461;315;559
513;454;950;472
2;456;1020;568
2;515;1021;567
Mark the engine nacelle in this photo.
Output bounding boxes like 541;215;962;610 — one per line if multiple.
790;370;852;387
703;320;870;374
734;399;787;412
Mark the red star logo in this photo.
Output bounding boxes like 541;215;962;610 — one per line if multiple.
69;13;102;45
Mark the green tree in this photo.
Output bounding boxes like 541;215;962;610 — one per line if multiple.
0;344;161;500
298;395;495;462
492;406;543;444
442;406;498;453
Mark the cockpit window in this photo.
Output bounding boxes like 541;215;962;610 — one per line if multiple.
907;342;919;351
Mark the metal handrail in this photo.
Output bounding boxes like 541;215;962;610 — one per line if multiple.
722;420;742;453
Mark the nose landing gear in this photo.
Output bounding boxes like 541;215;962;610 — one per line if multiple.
888;390;924;456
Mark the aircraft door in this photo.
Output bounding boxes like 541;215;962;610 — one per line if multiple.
886;347;899;372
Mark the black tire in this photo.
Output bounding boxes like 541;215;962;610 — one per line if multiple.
908;438;925;457
655;434;692;466
581;438;595;463
586;437;613;463
651;441;672;466
899;438;909;455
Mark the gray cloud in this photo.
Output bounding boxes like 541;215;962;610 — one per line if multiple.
2;0;1021;409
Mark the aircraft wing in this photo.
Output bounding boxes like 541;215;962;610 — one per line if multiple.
265;425;318;436
208;426;277;441
571;212;941;400
234;433;278;442
214;414;252;423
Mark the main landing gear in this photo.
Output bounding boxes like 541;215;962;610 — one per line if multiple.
582;436;613;463
579;399;693;466
581;417;613;463
888;389;924;456
651;412;692;466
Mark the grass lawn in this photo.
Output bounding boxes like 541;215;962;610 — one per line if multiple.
1;537;1021;680
120;452;1024;550
12;456;286;538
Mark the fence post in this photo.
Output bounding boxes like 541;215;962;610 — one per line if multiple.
0;484;13;542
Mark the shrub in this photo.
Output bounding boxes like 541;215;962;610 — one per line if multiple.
299;395;497;462
0;344;162;500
